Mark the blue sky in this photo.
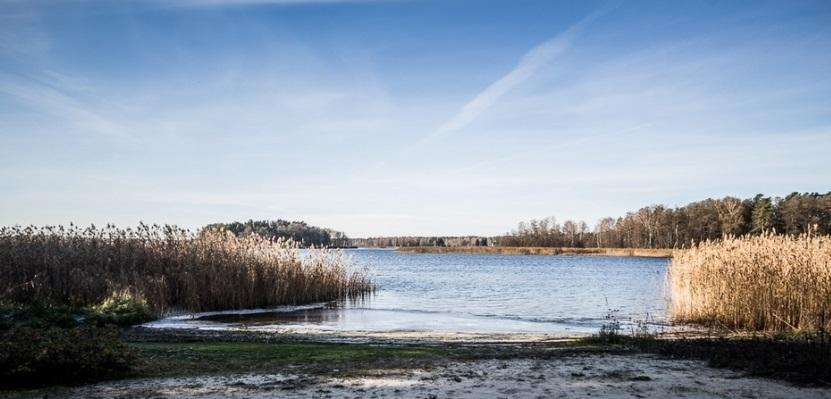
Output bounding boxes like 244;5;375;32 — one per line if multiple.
1;0;830;237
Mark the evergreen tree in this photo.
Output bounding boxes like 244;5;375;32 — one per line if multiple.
750;194;776;234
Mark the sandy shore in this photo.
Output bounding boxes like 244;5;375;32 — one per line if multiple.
12;354;828;399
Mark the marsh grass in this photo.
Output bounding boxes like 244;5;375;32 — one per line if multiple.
669;232;831;333
0;224;373;314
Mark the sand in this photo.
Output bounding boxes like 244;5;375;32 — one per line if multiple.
10;353;829;399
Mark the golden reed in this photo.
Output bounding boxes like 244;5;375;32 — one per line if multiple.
670;232;831;332
0;224;373;313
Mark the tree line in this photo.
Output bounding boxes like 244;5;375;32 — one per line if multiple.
203;219;350;248
350;236;491;248
500;192;831;249
203;192;829;249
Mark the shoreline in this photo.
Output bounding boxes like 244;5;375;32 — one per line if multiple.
124;325;717;347
123;326;592;346
8;327;829;399
395;246;674;257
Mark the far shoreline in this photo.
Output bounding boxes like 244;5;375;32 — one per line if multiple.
394;246;673;258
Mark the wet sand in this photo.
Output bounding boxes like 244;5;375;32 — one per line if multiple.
127;325;582;345
126;323;707;346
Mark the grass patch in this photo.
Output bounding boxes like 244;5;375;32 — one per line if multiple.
0;295;154;331
130;341;452;378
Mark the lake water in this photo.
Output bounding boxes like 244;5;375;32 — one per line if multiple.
148;249;671;336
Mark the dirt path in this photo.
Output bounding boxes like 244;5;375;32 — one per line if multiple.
12;354;829;399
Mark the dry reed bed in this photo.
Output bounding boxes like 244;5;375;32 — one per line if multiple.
670;233;831;332
0;224;373;313
397;246;673;257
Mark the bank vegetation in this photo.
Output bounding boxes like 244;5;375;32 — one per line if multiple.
669;231;831;333
0;224;373;313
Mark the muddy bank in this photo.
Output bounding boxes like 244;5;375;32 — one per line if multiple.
10;355;829;399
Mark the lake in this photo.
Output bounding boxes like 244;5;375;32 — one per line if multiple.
148;249;671;336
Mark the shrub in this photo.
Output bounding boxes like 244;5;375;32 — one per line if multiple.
88;291;155;327
0;325;137;388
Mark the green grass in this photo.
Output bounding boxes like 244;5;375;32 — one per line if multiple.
131;341;454;378
0;299;155;330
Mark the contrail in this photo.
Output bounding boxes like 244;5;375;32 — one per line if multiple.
420;12;606;146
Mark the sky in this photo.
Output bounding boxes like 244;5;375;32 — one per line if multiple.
1;0;830;237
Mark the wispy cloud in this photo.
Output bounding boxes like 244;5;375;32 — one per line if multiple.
0;73;134;139
167;0;382;7
420;21;591;146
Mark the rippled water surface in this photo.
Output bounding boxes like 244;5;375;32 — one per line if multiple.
149;249;671;335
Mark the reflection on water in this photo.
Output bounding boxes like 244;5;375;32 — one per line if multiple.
147;249;671;335
199;306;342;325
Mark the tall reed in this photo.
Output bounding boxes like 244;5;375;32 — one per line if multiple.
669;232;831;332
0;224;373;313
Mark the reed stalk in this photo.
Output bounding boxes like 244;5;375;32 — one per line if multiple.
0;224;373;313
669;232;831;332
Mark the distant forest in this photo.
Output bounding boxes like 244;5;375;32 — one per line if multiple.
352;192;830;249
350;236;491;248
502;192;830;249
205;192;829;249
204;220;349;248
